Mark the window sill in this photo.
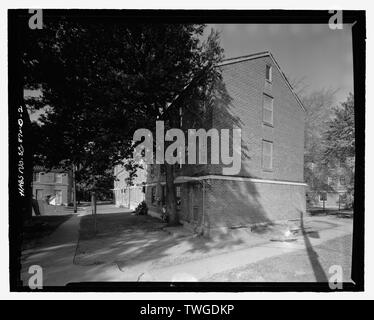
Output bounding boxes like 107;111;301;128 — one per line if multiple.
263;122;274;128
262;169;273;172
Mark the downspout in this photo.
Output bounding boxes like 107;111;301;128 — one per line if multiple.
202;179;205;235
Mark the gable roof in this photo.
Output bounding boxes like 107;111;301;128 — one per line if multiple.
218;51;306;113
33;165;67;173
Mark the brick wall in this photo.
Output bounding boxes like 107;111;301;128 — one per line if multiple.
208;56;305;181
144;53;306;228
205;179;305;229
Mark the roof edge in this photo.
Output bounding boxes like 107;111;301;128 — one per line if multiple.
217;51;270;67
217;51;306;113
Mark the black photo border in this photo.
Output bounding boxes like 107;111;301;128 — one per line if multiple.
8;9;365;292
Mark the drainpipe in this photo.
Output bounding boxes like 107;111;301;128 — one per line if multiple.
202;179;205;235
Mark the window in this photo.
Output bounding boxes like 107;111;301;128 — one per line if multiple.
263;94;273;125
35;172;44;182
151;187;156;204
340;177;346;186
55;190;62;205
160;164;165;175
193;206;199;222
266;64;272;82
319;192;327;202
176;186;181;207
327;177;332;186
262;140;273;171
33;172;39;182
161;185;166;206
176;186;181;198
179;106;183;128
55;173;62;183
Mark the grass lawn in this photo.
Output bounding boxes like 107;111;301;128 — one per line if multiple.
206;234;353;282
22;215;73;250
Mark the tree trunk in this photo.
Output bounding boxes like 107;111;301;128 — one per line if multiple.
165;164;179;226
91;191;97;234
72;164;77;213
31;198;41;216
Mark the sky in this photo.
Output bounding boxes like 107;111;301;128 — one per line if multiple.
205;24;354;104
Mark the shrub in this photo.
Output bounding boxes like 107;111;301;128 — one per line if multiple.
161;206;169;223
134;201;148;215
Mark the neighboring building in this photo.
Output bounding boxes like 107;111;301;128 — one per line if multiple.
145;51;306;234
113;161;146;209
32;166;72;206
306;158;354;209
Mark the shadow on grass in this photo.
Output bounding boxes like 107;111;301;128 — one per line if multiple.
22;215;73;250
300;210;328;282
76;212;247;269
307;208;353;218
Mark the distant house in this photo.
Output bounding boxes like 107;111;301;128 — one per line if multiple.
306;158;354;209
113;161;146;209
32;166;72;206
145;51;306;233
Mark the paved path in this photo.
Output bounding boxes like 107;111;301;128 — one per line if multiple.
21;215;84;287
21;205;134;287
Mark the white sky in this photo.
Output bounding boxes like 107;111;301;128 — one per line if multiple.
205;24;354;104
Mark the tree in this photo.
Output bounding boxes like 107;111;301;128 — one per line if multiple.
323;93;355;206
299;89;338;196
145;29;223;226
323;93;355;162
23;17;223;224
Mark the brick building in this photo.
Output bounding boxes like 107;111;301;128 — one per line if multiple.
144;51;306;235
32;166;72;206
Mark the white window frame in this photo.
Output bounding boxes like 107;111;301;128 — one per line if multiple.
266;64;272;82
37;172;44;182
340;177;346;186
327;177;332;186
55;173;63;183
262;94;274;126
151;186;156;204
319;192;327;202
33;172;40;182
262;140;273;171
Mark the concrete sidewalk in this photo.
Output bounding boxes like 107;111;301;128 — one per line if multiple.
21;206;134;286
21;215;84;287
81;204;134;215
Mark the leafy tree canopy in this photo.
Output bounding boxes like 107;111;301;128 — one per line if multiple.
23;19;222;196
